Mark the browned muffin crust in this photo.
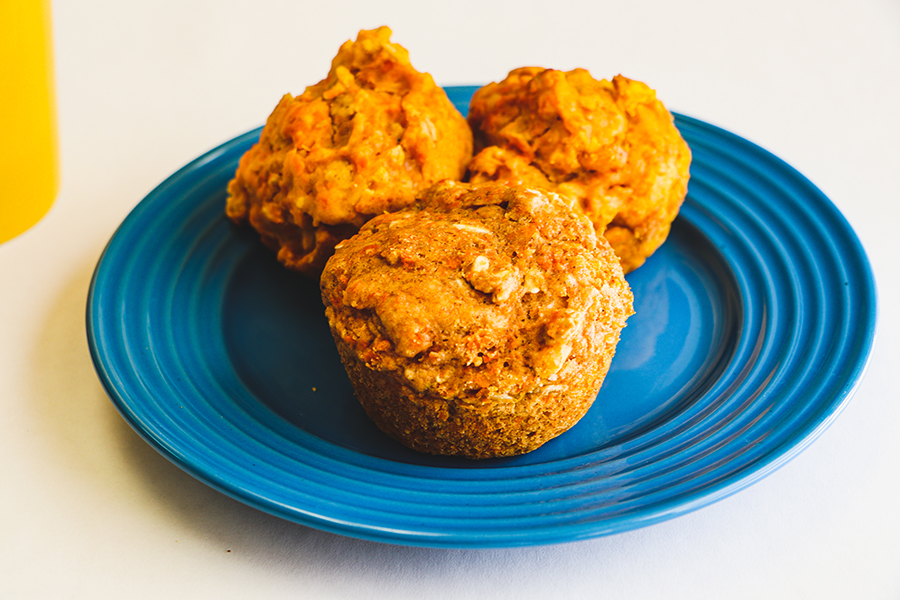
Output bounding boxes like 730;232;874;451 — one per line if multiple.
467;67;691;273
320;181;633;459
226;26;473;275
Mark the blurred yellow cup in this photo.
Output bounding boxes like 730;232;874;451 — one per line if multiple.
0;0;57;244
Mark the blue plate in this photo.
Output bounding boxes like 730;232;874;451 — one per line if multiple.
87;86;876;547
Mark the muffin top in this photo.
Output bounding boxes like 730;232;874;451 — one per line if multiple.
320;181;633;404
467;67;691;272
226;26;473;274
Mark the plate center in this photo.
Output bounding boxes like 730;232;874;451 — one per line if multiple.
222;216;740;467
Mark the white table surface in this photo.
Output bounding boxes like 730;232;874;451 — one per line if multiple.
3;1;899;597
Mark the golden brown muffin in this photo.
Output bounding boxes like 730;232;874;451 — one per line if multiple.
226;27;473;275
467;67;691;273
320;181;634;459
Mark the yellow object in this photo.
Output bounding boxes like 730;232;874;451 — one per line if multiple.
0;0;57;244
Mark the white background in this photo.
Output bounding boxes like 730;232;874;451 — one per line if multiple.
2;1;899;597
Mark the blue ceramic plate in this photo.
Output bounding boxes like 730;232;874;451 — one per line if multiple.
87;87;876;547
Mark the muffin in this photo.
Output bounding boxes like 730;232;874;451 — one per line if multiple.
226;26;473;275
320;181;634;459
467;67;691;273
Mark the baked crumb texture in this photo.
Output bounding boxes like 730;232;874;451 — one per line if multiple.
321;182;634;459
226;26;473;275
467;67;691;273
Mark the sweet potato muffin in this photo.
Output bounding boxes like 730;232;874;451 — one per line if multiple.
467;67;691;273
226;27;473;275
320;181;634;459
